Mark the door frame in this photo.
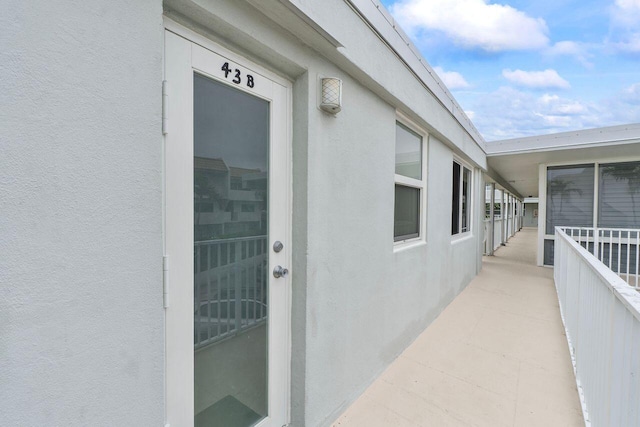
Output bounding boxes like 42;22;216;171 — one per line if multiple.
163;19;292;427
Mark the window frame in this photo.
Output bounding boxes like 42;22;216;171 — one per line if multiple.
452;157;473;238
539;157;640;266
598;160;640;229
393;114;428;247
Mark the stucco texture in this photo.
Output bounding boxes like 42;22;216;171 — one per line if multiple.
0;1;164;425
301;78;482;426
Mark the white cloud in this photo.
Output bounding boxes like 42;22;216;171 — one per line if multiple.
502;69;570;89
390;0;549;52
535;113;573;127
622;83;640;101
611;0;640;28
470;84;640;141
546;41;594;68
539;94;559;104
612;34;640;54
538;94;587;114
433;66;470;89
623;83;640;100
470;87;603;140
609;0;640;53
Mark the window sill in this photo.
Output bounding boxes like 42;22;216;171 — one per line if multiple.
394;238;426;253
451;231;473;244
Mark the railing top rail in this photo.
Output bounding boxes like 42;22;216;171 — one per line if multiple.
559;226;640;232
195;235;267;245
596;227;640;232
556;227;640;322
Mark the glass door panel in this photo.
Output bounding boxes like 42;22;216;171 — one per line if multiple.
193;73;269;427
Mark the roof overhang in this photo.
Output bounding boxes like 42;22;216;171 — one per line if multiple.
486;123;640;198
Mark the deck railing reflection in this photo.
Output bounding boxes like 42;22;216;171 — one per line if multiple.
194;235;268;350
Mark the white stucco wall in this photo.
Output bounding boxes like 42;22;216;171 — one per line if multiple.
0;1;164;425
2;0;486;425
163;2;485;425
300;81;483;426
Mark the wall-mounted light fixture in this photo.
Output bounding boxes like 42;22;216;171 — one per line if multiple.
319;77;342;114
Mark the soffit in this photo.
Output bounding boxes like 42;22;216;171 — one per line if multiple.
487;133;640;198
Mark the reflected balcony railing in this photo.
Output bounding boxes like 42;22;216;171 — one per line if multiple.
194;235;268;350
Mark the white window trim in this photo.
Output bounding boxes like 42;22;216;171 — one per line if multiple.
452;156;473;241
394;113;428;249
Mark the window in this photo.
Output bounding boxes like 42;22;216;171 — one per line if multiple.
543;163;595;265
546;164;594;234
452;160;472;235
598;161;640;228
394;121;426;243
494;189;502;219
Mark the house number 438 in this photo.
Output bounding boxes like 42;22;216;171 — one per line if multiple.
221;62;254;88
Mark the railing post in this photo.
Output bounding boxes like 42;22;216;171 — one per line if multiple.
635;230;640;289
195;244;201;347
501;191;505;245
234;240;242;333
489;183;495;255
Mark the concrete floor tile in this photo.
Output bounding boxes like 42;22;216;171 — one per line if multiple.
366;378;472;426
332;393;422;427
514;360;583;425
408;307;483;347
404;338;520;399
333;229;584;427
385;358;516;427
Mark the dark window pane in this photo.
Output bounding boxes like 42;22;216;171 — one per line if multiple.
395;122;422;179
452;162;461;235
598;161;640;229
546;164;594;234
394;185;420;241
462;167;471;233
193;73;268;424
544;239;555;266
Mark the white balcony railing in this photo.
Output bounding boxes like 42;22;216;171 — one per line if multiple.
483;217;505;255
554;227;640;426
559;227;640;289
194;235;268;350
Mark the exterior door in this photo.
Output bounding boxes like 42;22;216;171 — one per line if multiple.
164;28;291;427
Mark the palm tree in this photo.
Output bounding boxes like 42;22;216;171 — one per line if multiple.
601;163;640;226
548;177;583;214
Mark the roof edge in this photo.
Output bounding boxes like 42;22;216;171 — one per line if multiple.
486;123;640;155
343;0;487;152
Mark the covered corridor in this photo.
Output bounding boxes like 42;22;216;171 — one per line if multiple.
334;228;584;426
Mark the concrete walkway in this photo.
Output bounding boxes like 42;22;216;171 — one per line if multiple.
333;228;584;427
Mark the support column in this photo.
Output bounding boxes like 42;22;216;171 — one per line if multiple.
501;191;506;245
489;183;495;255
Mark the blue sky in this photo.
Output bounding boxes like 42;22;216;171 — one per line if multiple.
379;0;640;141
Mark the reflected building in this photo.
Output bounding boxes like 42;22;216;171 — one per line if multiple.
194;156;267;241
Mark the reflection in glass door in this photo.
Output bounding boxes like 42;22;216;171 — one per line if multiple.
193;73;269;427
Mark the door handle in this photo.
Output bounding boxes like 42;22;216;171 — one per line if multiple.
273;265;289;278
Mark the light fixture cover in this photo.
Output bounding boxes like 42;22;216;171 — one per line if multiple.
320;77;342;114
